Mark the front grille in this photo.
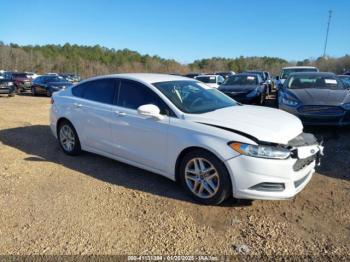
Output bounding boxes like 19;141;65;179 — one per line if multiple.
298;105;344;116
293;155;316;171
294;173;310;188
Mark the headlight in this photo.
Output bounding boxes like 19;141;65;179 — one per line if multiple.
6;81;14;87
229;142;291;159
280;93;299;107
342;103;350;110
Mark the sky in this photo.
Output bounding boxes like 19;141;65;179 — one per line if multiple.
1;0;349;63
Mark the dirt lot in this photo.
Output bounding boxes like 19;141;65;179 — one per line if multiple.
0;94;349;257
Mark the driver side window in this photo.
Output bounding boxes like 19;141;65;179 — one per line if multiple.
117;80;175;116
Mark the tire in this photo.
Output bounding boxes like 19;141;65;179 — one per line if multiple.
57;120;81;156
31;87;36;96
8;93;15;97
179;149;232;205
46;89;52;97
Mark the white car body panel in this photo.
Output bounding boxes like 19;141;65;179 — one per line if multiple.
50;73;321;200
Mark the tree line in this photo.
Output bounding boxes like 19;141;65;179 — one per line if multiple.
0;42;349;78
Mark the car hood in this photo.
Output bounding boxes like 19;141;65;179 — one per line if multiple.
289;88;350;105
185;105;303;145
219;85;258;92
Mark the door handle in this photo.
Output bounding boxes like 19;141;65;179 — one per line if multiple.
73;103;83;108
115;111;126;117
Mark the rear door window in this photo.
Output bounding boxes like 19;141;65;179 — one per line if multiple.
72;79;117;104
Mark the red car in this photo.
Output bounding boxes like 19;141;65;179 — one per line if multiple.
11;72;32;93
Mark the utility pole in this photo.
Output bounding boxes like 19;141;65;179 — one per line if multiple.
323;10;332;58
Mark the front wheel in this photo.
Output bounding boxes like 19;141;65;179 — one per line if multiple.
179;149;232;205
46;89;52;97
57;121;81;156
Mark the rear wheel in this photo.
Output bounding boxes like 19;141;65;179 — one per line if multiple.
57;120;81;156
46;89;52;97
31;87;36;96
179;149;232;205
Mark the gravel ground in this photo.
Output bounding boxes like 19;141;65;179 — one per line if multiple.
0;94;349;257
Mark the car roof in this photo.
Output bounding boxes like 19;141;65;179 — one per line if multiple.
87;73;193;84
196;74;217;77
289;72;335;77
282;66;318;70
244;70;264;73
236;72;259;76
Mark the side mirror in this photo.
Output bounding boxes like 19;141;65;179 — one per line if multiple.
137;104;164;120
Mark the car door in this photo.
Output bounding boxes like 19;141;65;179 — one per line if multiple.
32;77;43;93
109;79;170;172
69;78;118;154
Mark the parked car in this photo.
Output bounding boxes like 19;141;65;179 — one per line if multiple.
11;72;33;93
218;73;267;105
50;73;323;205
59;73;80;83
0;72;16;97
279;66;319;85
31;75;73;97
215;71;236;79
195;74;225;88
278;72;350;125
243;70;272;94
338;75;350;87
25;72;40;80
184;73;202;79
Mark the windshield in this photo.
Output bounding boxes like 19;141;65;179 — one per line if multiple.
245;71;264;80
45;76;68;83
287;75;345;90
339;76;350;87
153;80;237;114
195;76;217;84
13;73;28;78
281;68;318;79
223;75;258;86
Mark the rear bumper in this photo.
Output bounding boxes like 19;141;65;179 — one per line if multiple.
0;86;15;94
17;82;32;90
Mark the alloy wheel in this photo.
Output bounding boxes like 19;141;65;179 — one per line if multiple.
184;157;220;199
59;125;76;152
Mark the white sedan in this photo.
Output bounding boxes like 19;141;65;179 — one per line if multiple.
194;74;225;88
50;73;323;205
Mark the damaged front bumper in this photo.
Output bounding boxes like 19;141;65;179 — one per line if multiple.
225;132;324;200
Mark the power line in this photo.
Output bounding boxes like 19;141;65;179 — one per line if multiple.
323;10;332;58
